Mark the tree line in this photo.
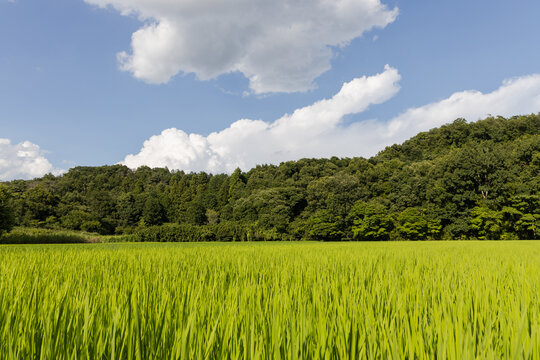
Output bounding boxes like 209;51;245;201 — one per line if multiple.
1;114;538;240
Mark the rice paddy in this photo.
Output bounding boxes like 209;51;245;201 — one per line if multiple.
0;241;539;358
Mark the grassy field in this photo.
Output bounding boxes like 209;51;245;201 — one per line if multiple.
0;241;539;358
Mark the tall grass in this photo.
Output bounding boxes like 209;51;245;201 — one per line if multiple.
0;227;87;244
0;227;136;244
0;241;538;358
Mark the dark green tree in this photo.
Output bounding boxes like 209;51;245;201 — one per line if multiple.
21;185;59;226
228;168;246;201
116;193;140;227
306;210;344;241
186;202;207;225
0;185;15;234
349;200;393;241
470;206;502;239
396;207;429;240
142;195;166;226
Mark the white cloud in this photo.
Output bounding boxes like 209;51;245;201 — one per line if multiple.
123;65;400;171
85;0;398;93
384;73;540;143
122;69;540;173
0;139;63;181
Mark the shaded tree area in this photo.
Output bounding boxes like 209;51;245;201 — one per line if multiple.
0;185;15;234
2;114;539;240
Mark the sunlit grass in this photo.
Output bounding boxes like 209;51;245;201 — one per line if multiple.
0;241;539;358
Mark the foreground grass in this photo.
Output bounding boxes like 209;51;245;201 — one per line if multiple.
0;241;539;358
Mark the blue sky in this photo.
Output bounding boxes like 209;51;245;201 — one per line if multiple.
1;0;539;179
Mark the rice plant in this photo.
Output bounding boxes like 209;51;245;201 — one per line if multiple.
0;241;538;358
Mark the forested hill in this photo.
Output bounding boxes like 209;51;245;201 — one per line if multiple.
2;114;539;241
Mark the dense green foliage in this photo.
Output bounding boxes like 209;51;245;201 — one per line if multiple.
0;242;539;357
0;185;15;235
2;114;539;240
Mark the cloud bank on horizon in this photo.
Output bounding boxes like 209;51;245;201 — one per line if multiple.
2;68;540;180
84;0;398;93
121;68;540;174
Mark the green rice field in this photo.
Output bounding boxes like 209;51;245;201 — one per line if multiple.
0;241;539;358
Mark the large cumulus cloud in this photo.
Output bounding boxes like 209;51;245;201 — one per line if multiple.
85;0;398;93
122;65;400;171
122;68;540;173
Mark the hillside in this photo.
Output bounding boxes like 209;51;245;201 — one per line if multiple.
1;114;539;240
